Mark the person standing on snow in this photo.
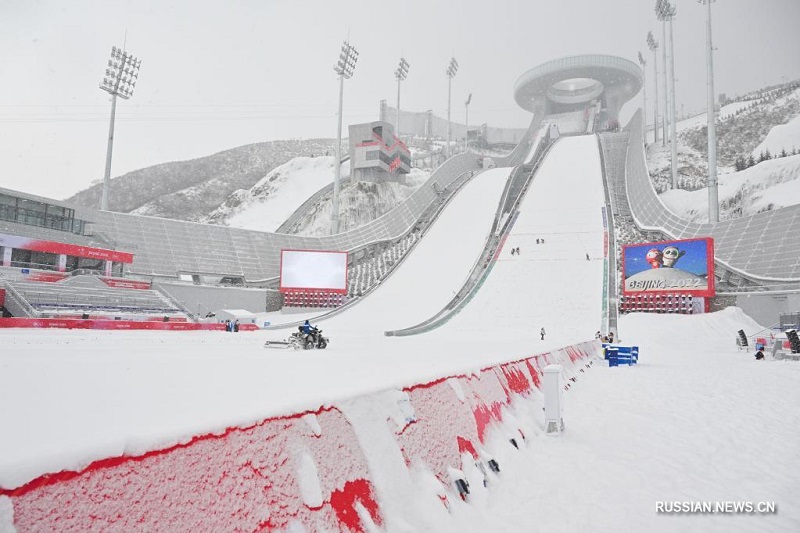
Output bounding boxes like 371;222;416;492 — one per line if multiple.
540;327;546;341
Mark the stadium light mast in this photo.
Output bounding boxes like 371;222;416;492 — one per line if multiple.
657;0;679;189
331;40;359;235
464;93;472;153
394;57;409;138
646;31;660;145
699;0;719;223
657;5;669;147
638;52;647;145
99;45;141;211
445;57;459;158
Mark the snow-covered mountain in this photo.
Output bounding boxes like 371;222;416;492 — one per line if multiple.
204;153;430;236
203;156;346;233
660;153;800;221
648;81;800;222
67;139;335;221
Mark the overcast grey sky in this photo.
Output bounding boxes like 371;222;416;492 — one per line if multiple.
1;0;798;200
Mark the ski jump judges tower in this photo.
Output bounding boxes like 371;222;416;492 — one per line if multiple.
514;55;642;128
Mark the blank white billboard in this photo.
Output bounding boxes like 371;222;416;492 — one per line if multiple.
280;250;348;293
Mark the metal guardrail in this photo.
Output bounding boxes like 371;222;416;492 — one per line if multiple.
596;133;627;336
494;112;544;168
0;281;39;318
153;284;196;321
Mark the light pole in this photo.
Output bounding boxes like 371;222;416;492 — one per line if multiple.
394;57;409;138
638;52;647;145
99;45;141;211
331;40;359;235
657;0;678;189
699;0;719;222
647;31;659;145
445;57;458;159
658;6;669;147
464;93;472;153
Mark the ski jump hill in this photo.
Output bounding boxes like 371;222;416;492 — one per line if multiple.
0;54;797;531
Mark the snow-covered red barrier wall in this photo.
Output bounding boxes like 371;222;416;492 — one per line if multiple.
1;341;599;532
0;318;259;331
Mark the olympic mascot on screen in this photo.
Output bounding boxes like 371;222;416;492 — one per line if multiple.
645;248;663;269
661;246;686;268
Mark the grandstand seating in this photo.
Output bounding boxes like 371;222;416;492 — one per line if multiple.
346;231;419;298
5;275;188;320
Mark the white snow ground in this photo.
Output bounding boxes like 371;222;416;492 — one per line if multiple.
1;135;799;531
754;113;800;157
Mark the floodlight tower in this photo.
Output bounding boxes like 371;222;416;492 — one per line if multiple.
99;45;141;211
657;0;678;189
699;0;719;223
646;31;660;145
656;3;669;147
464;93;472;153
638;52;647;145
331;40;359;235
445;57;459;158
394;57;410;138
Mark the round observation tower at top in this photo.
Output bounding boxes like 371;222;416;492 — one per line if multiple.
514;55;642;123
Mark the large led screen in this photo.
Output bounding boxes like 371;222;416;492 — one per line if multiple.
279;250;348;294
622;237;715;297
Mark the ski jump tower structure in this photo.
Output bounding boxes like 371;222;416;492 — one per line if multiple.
514;55;642;127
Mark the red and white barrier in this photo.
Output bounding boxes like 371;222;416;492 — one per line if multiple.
0;341;599;532
0;318;258;331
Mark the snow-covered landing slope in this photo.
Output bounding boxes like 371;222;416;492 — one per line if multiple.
320;166;512;334
436;134;606;345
